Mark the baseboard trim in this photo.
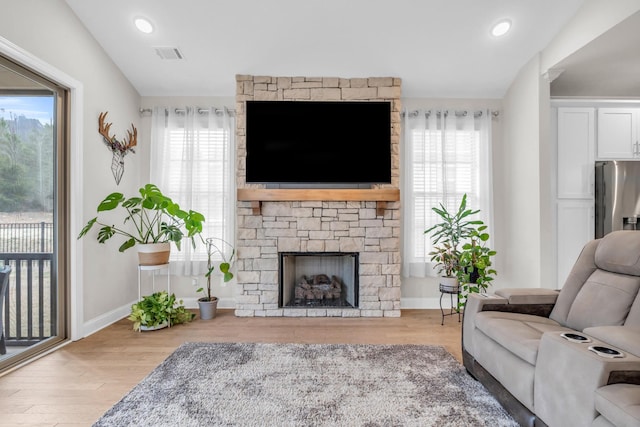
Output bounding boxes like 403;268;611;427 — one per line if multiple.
400;297;451;309
83;296;441;339
82;302;133;338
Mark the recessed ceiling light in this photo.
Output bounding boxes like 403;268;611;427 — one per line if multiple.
491;19;511;37
134;17;154;34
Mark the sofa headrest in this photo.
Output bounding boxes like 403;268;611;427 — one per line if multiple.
595;231;640;276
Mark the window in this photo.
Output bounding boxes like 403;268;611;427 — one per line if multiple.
150;107;235;275
402;109;493;278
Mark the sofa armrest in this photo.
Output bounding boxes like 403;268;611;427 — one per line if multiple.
462;293;508;361
494;288;559;305
584;326;640;360
482;288;559;318
535;331;640;427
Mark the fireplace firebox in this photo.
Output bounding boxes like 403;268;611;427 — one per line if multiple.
279;252;359;308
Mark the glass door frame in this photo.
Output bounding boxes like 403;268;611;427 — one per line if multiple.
0;36;83;373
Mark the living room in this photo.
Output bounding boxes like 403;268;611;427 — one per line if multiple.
1;0;640;425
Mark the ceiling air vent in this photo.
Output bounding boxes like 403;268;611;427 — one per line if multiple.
154;46;184;60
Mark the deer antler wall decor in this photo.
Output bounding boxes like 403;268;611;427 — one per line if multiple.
98;111;137;185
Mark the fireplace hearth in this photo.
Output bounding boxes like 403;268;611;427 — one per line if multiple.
280;252;359;309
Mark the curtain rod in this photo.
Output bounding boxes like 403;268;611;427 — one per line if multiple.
139;107;236;116
402;109;500;118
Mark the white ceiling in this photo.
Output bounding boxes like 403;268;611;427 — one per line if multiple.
64;0;587;99
550;11;640;98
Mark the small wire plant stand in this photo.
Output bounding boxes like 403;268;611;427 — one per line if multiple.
439;281;461;325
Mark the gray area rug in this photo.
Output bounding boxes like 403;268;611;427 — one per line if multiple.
93;342;518;427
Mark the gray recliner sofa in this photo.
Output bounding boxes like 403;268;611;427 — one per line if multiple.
463;230;640;427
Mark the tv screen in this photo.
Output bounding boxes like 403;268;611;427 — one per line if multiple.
245;100;392;185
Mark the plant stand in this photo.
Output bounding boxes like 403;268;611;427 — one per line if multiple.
138;264;170;302
439;282;460;325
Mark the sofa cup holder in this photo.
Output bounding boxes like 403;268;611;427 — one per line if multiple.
588;345;624;358
560;332;591;343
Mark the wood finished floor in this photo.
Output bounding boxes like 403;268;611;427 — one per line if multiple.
0;309;462;427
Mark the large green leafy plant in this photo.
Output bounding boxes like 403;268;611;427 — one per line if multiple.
424;194;481;278
128;291;194;331
425;194;496;307
78;183;205;252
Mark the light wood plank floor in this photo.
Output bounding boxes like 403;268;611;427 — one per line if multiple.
0;309;462;427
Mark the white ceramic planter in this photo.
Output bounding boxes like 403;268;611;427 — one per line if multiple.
439;276;460;293
139;320;169;331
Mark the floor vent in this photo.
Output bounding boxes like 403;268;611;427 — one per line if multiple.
154;46;184;60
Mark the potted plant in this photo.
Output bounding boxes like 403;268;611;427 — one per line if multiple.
78;183;205;265
196;237;235;320
424;193;481;291
425;193;497;308
128;290;195;331
457;223;497;307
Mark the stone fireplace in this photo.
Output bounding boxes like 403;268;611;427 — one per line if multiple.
234;74;401;317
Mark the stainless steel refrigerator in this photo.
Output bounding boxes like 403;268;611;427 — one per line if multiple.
595;160;640;238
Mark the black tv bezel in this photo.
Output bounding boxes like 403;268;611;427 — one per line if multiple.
244;100;392;186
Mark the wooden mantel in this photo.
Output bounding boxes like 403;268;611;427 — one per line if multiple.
237;188;400;216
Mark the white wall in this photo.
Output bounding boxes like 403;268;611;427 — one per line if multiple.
499;55;544;289
498;0;640;292
0;0;142;336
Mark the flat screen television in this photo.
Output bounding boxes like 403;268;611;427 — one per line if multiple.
245;100;392;186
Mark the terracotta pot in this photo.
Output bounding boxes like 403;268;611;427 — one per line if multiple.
137;242;171;266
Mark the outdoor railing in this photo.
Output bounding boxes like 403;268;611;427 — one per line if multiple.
0;222;53;253
0;222;54;346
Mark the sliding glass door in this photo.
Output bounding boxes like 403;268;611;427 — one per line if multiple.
0;54;69;373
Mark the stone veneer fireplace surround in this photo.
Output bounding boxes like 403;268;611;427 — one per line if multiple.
235;75;401;317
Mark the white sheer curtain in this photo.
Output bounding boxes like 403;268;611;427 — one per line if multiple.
401;108;494;278
150;106;235;276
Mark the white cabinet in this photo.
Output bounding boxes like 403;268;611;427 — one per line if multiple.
597;108;640;159
556;200;594;287
557;108;594;198
553;103;640;288
554;106;595;288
